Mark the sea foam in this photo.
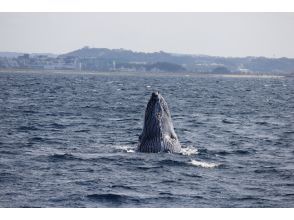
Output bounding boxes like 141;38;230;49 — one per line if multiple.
180;146;199;156
188;160;219;168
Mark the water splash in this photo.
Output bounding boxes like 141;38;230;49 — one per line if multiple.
114;145;136;153
180;146;198;156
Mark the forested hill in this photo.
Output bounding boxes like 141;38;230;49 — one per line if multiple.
60;47;294;74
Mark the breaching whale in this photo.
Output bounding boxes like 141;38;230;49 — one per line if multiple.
137;92;181;153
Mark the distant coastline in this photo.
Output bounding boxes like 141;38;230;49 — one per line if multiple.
1;47;294;76
0;68;288;79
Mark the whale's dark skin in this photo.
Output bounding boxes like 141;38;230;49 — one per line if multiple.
137;92;181;153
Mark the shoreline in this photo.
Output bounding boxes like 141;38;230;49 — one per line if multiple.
0;68;288;78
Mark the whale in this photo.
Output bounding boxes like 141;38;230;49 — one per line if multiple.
137;92;181;153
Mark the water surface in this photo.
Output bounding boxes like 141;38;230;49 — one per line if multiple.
0;71;293;207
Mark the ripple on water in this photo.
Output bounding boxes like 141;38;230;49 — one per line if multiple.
87;193;140;204
158;159;187;166
47;153;82;162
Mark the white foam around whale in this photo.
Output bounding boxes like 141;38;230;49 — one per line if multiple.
114;145;136;153
189;160;219;168
180;146;199;156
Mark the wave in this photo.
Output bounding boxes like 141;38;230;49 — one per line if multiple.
158;159;187;166
137;165;163;170
47;153;82;162
188;159;219;168
0;172;21;183
0;150;17;155
17;125;39;131
109;185;134;190
254;167;279;174
209;149;254;156
181;173;202;178
222;119;235;124
87;193;138;203
49;123;67;129
234;149;252;155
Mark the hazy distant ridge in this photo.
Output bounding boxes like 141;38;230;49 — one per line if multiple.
60;47;294;74
1;47;294;74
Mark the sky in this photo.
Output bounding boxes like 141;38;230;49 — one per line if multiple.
0;12;293;58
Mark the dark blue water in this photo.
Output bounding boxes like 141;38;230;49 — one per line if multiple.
0;71;293;207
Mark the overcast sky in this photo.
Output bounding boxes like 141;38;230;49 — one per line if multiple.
0;13;293;58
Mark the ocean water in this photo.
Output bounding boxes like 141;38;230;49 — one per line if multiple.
0;71;293;208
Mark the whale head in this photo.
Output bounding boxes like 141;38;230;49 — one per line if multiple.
138;92;181;153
